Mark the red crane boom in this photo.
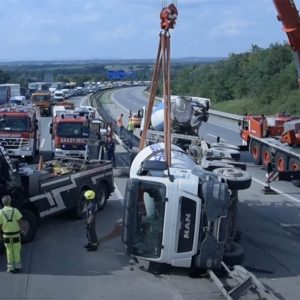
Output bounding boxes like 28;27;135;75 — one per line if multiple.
273;0;300;86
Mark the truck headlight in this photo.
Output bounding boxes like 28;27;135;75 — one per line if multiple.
21;146;31;151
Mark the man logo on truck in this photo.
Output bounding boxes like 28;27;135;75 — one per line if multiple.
184;213;191;239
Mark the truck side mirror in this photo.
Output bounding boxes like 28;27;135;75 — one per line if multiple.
238;120;242;127
49;123;53;134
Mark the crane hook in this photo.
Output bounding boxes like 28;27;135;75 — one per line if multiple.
160;3;178;30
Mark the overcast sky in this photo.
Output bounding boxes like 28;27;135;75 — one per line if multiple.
0;0;298;61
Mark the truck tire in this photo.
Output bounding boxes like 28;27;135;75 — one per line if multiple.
289;158;300;187
261;146;271;169
275;152;288;171
223;241;244;266
96;183;108;211
20;209;38;243
71;190;87;219
250;140;262;165
213;168;252;190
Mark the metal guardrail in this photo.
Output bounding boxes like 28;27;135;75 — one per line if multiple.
89;88;243;149
90;91;140;150
143;91;243;121
209;109;243;121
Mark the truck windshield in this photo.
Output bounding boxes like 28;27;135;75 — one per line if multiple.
31;95;50;102
130;181;166;259
57;123;89;138
9;100;22;105
0;117;30;132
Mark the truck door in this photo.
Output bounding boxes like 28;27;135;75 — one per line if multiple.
167;188;201;264
122;179;167;259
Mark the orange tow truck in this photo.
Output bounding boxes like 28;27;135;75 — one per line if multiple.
240;113;300;167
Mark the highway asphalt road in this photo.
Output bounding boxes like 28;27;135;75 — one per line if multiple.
0;89;300;299
109;87;300;300
0;94;224;300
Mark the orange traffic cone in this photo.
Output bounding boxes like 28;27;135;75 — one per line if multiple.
38;155;44;171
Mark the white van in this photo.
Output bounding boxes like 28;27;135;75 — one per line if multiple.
8;95;28;106
54;90;65;101
52;105;66;117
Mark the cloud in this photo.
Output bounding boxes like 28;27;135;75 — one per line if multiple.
92;22;138;42
0;0;299;60
210;19;252;37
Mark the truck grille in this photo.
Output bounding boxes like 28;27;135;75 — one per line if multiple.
62;144;85;150
0;138;30;149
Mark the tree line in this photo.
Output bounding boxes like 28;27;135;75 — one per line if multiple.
1;43;300;115
171;43;300;115
0;62;154;88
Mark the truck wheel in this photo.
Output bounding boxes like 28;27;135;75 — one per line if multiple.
96;183;108;211
71;190;87;219
213;168;252;190
250;140;261;165
289;158;300;187
20;209;38;243
275;152;288;171
223;241;244;266
261;146;271;169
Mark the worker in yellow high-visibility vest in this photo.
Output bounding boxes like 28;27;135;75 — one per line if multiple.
0;195;23;273
84;190;99;251
117;113;124;138
127;118;135;133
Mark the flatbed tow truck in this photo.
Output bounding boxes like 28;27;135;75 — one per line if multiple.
0;145;114;243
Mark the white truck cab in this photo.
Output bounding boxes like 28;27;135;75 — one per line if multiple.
8;96;28;106
123;143;251;270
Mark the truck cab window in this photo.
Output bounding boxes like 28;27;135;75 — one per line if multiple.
0;117;29;132
131;181;166;259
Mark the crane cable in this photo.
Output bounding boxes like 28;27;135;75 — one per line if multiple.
139;2;178;168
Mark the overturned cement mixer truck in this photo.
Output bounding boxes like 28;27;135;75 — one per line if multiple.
122;142;251;271
140;95;210;137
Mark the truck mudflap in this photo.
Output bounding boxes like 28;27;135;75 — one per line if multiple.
195;181;230;270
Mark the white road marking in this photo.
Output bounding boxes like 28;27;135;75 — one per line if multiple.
111;91;130;113
40;138;45;148
252;177;300;204
109;184;124;205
